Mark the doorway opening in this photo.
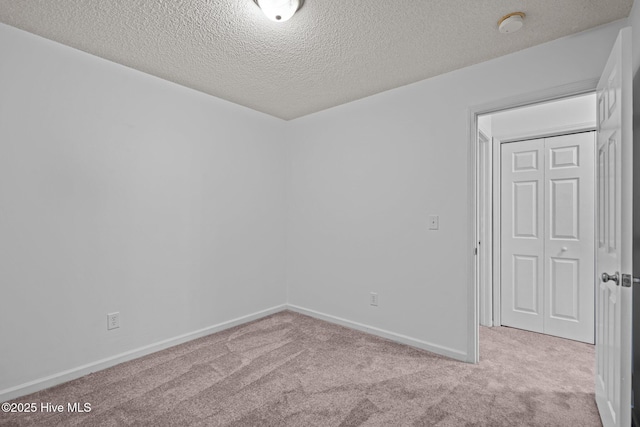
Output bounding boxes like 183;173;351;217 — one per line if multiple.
475;92;597;344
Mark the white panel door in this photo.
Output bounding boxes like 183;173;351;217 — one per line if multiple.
543;132;595;343
501;138;545;333
501;133;595;343
594;27;632;427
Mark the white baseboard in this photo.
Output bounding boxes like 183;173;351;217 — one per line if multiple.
286;304;468;362
0;304;287;403
1;303;469;402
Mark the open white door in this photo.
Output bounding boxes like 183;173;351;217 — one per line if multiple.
595;27;633;427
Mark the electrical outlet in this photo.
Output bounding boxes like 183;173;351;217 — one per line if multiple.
370;292;378;307
428;215;439;230
107;312;120;330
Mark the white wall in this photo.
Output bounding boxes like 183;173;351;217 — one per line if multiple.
491;93;596;140
478;115;492;138
0;23;287;397
286;20;627;360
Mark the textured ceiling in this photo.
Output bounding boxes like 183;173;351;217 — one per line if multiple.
0;1;634;120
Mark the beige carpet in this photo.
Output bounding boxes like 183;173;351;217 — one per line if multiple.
1;311;600;426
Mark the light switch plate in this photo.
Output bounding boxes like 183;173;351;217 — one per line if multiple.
428;215;439;230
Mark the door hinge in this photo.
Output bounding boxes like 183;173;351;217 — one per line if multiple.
621;274;640;287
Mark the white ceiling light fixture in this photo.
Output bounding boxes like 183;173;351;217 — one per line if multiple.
498;12;525;34
253;0;304;22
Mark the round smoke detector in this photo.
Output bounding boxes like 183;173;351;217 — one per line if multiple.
498;12;525;34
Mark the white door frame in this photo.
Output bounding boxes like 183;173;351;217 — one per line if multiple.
468;78;599;363
477;129;493;327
